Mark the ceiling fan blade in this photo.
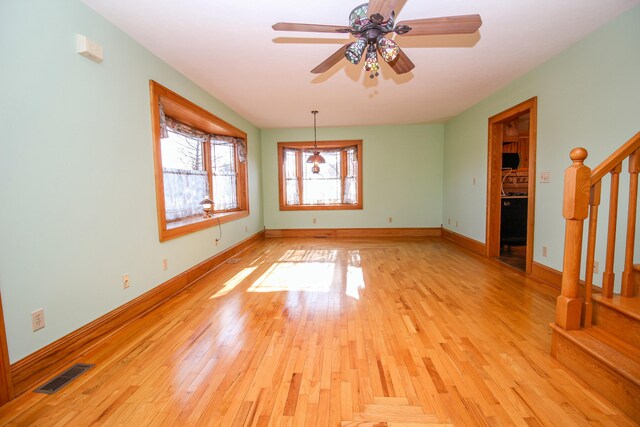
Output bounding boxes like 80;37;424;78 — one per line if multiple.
272;22;352;33
311;44;349;74
396;14;482;36
367;0;399;23
388;48;415;74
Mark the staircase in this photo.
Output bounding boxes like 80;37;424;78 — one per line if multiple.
551;132;640;424
551;292;640;422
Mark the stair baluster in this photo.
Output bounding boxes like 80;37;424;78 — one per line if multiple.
621;150;640;297
602;164;622;298
582;181;601;327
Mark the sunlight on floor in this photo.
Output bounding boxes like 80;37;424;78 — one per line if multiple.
346;251;365;300
248;262;335;293
210;250;366;299
210;267;257;299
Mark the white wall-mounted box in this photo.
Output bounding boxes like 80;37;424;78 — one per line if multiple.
76;34;103;63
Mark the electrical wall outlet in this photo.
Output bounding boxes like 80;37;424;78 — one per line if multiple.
388;217;393;223
162;258;168;271
122;274;130;289
31;309;45;331
312;218;317;224
593;261;599;274
542;246;548;257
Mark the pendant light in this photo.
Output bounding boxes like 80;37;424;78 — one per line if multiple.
306;110;325;174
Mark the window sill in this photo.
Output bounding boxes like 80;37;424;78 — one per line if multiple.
159;209;248;241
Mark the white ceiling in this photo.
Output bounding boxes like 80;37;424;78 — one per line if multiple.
82;0;639;129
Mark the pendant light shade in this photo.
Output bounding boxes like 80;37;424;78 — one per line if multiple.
307;110;325;174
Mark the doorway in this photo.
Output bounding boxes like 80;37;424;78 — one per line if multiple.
486;97;537;273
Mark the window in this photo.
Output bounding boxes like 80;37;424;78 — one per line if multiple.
278;140;363;210
150;81;249;241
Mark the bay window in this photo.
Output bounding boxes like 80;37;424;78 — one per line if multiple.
150;81;248;241
278;140;363;210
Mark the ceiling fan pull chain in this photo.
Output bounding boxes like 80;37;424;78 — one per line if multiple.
364;47;380;79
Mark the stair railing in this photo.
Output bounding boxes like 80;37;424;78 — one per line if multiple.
556;131;640;330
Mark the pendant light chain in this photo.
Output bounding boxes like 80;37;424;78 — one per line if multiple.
307;110;325;174
312;110;318;149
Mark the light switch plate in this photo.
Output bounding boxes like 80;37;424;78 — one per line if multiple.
540;172;551;183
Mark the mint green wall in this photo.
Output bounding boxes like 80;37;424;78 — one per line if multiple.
262;125;444;229
443;7;640;281
0;0;263;362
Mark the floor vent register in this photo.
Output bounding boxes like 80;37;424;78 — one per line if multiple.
34;363;95;395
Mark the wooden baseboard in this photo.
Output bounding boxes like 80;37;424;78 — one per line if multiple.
440;228;485;255
531;262;597;293
264;228;442;238
531;262;562;289
10;231;265;397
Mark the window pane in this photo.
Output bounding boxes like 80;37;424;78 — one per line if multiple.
302;150;341;205
284;150;300;205
161;131;208;221
344;148;358;205
161;130;204;170
163;169;209;221
211;140;238;210
212;175;237;210
212;141;235;174
286;180;300;205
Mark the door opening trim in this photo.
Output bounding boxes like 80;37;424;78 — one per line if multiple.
486;97;538;274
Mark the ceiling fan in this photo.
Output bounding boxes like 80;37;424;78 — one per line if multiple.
273;1;482;78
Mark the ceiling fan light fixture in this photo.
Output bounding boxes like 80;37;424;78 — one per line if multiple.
377;37;400;62
273;2;482;79
345;39;367;64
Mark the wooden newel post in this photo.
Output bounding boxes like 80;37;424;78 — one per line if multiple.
556;147;591;330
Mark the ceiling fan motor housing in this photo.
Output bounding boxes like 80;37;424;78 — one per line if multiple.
344;3;403;71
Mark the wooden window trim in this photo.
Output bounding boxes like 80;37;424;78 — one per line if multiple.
149;80;249;241
277;140;363;211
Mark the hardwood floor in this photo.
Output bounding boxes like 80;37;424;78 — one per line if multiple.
0;237;635;426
